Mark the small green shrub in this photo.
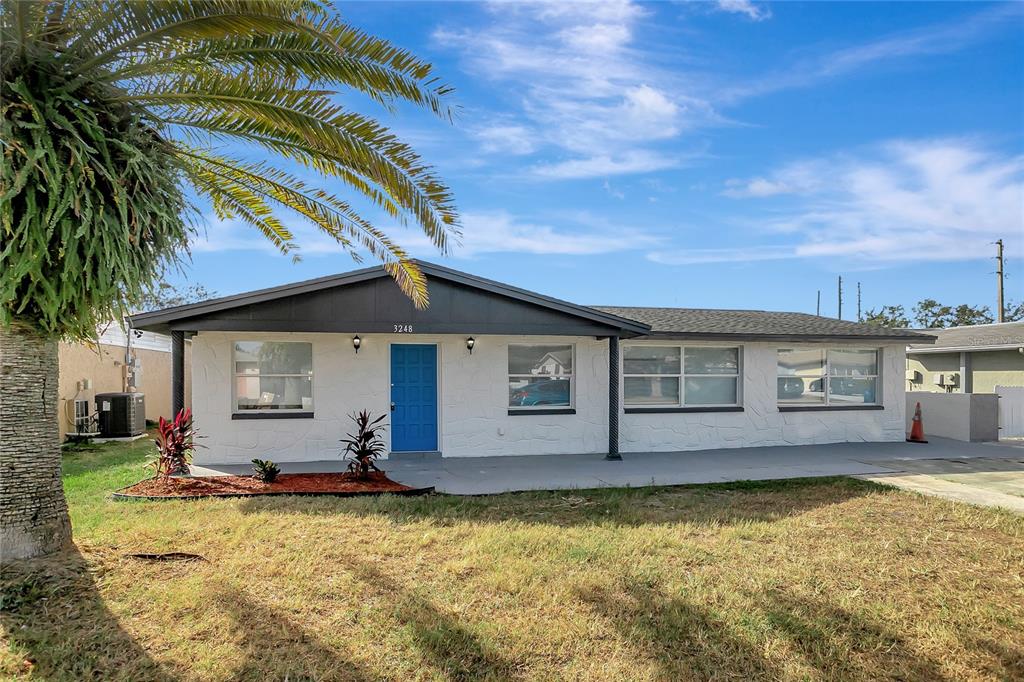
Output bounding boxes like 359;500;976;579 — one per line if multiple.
251;459;281;483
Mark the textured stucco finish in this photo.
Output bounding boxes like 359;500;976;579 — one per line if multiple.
620;341;907;452
190;332;908;464
191;332;609;464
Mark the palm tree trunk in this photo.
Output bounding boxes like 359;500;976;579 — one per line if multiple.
0;323;72;560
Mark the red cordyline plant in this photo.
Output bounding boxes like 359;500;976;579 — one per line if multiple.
152;408;198;477
340;410;387;479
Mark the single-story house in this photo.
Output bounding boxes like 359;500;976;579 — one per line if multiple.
129;261;933;465
906;321;1024;394
58;324;191;439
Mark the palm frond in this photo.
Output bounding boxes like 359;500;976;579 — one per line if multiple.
4;0;457;332
68;0;328;72
107;29;456;119
116;71;459;253
177;150;429;307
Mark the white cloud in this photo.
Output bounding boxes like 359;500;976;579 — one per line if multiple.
713;0;771;22
722;177;790;198
531;151;682;179
411;210;660;257
722;161;824;197
648;245;794;265
719;3;1022;102
193;209;658;260
603;179;625;200
473;123;538;155
434;0;718;178
686;139;1024;265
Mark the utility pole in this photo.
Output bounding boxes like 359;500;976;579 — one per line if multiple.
816;290;821;316
857;282;862;321
995;239;1005;323
837;276;843;320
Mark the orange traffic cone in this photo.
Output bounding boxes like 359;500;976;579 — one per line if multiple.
906;402;928;443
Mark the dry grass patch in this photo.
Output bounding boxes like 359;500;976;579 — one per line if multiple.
2;437;1022;680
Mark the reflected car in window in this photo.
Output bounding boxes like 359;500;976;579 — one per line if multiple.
509;379;571;407
777;377;805;399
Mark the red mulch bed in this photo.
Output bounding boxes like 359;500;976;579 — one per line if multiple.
116;471;427;499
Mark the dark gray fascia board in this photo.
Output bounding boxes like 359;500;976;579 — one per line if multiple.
130;260;650;336
169;319;631;336
633;331;936;343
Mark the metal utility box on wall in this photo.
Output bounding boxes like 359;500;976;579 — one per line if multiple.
95;392;146;437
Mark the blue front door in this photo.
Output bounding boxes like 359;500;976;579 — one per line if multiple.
390;344;438;452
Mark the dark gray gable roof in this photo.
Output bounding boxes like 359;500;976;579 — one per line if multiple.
129;261;650;335
907;321;1024;352
595;306;935;342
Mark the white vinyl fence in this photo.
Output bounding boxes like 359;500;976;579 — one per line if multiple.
997;386;1024;438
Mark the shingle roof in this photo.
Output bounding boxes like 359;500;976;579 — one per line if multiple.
593;307;934;342
906;321;1024;352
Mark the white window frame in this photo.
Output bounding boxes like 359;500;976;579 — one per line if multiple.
232;340;314;414
622;344;742;408
507;343;575;411
776;347;881;407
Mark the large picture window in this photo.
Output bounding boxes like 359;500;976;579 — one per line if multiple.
777;348;879;406
508;344;573;409
234;341;313;412
623;345;740;407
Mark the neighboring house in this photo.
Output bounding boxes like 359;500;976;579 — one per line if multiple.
129;261;932;465
58;324;191;439
906;322;1024;394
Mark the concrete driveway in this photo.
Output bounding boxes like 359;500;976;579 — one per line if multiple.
193;437;1024;512
856;455;1024;513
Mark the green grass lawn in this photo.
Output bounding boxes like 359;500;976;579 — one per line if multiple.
2;437;1023;681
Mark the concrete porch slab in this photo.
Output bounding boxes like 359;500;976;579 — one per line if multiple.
190;437;1024;497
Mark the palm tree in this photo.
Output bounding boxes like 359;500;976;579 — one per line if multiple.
0;0;459;559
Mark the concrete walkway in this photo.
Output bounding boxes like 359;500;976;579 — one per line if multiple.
192;438;1024;511
856;456;1024;513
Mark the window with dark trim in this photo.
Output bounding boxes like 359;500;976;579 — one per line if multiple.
508;344;574;410
777;347;880;406
623;345;741;408
233;341;313;413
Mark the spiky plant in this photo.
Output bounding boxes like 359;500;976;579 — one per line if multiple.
0;0;458;559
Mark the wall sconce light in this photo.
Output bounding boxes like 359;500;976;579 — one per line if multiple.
352;335;361;354
466;337;475;355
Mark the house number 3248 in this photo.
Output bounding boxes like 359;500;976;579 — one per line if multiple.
393;324;413;333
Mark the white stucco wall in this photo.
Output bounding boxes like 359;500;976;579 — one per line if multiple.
190;332;609;464
619;341;907;452
190;332;908;464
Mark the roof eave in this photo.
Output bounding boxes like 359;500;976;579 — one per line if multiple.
907;343;1024;354
636;331;934;342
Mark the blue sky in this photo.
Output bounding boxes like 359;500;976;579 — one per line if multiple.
180;0;1024;318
